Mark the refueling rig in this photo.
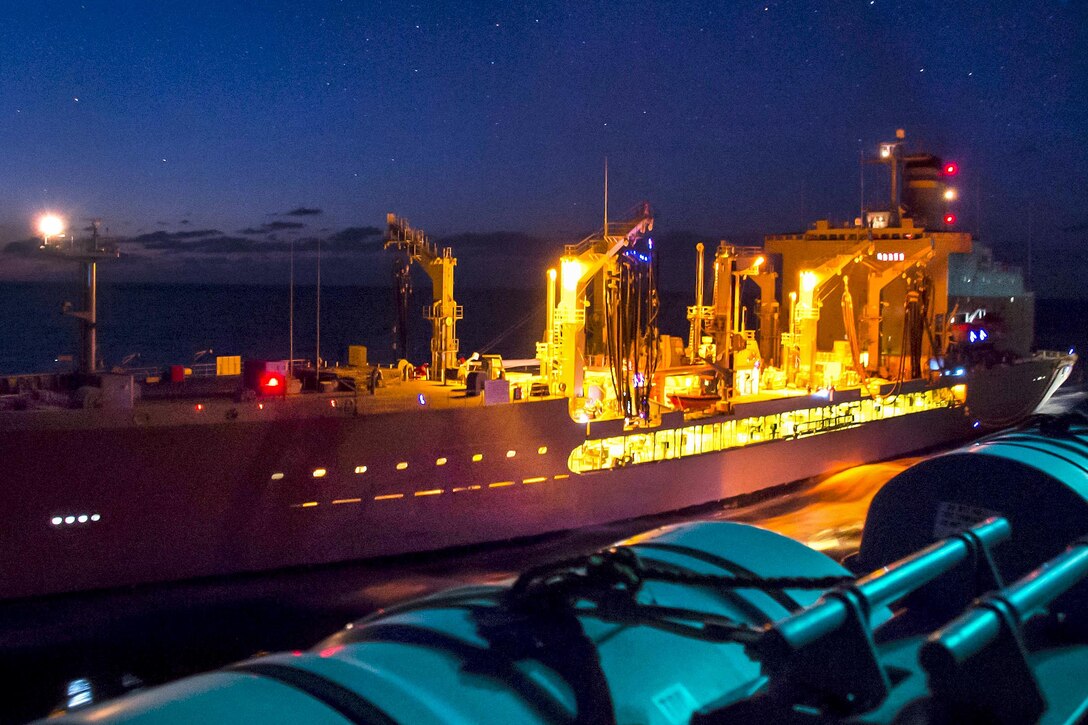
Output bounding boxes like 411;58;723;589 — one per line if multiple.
46;404;1088;724
384;213;463;384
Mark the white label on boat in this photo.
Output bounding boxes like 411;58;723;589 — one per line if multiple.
652;683;699;724
933;501;1002;538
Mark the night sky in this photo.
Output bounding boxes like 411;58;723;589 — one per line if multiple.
1;1;1086;293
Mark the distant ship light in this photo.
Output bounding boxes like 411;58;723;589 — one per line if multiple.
38;213;65;239
943;162;959;176
943;213;956;225
943;188;957;201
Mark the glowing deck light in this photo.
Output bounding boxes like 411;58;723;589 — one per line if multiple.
51;517;62;526
38;214;65;239
396;462;409;470
91;514;100;521
301;501;319;508
312;468;327;478
560;258;585;291
506;450;516;458
414;489;443;496
417;393;426;405
78;515;88;523
489;481;515;488
436;457;447;466
943;162;959;176
472;453;483;462
538;446;548;454
65;516;75;524
264;374;281;388
332;497;362;505
354;465;367;474
943;188;957;201
523;477;547;484
800;270;818;291
374;493;403;501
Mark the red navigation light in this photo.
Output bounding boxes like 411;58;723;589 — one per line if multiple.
943;213;956;225
262;373;282;389
943;162;959;176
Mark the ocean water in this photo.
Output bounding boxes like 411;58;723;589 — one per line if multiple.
0;283;543;375
0;282;1082;376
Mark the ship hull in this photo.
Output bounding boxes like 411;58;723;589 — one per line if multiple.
0;355;1072;600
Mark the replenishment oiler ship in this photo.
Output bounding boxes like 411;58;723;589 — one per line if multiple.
0;133;1074;599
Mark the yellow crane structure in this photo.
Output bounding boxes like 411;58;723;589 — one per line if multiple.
542;203;654;400
384;213;462;383
767;220;946;388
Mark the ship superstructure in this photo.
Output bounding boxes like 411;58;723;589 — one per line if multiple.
0;133;1075;600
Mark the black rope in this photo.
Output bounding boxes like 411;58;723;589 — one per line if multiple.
511;547;851;605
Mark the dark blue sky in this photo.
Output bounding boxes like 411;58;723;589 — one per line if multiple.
1;1;1086;292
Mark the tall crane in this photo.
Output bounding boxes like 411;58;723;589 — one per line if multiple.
547;203;654;402
384;214;462;383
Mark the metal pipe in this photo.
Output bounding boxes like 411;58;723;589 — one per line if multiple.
690;243;705;357
773;518;1011;651
545;268;556;373
82;260;97;374
922;538;1088;669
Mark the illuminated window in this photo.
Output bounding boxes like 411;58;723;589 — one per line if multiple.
396;462;409;470
472;454;483;462
436;457;447;466
537;446;548;455
312;468;327;478
354;465;367;474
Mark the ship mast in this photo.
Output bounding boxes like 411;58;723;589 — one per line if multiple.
38;216;118;375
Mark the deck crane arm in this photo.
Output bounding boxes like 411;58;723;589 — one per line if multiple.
792;236;936;384
384;213;462;383
551;203;654;401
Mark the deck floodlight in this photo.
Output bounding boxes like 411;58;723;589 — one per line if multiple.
38;213;65;241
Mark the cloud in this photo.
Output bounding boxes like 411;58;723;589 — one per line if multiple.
324;226;383;250
284;206;323;217
240;221;306;234
131;229;223;245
